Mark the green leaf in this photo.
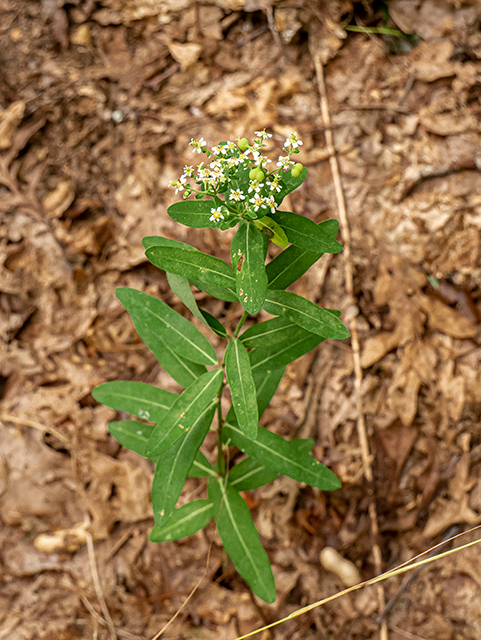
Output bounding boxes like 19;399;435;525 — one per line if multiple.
262;290;350;340
267;219;339;290
92;380;177;423
200;310;228;338
252;366;285;417
190;279;239;303
249;333;324;372
231;222;268;314
145;247;237;296
167;200;224;229
145;369;223;458
167;272;208;325
142;236;197;252
209;477;276;602
107;420;154;458
149;499;214;542
274;166;307;206
225;339;258;441
116;287;217;366
274;211;342;254
240;316;311;349
253;217;289;248
223;420;341;491
188;451;217;478
228;457;278;491
152;403;216;523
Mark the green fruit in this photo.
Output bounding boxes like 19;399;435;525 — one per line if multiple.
238;138;249;151
291;163;303;178
255;169;265;182
249;168;258;180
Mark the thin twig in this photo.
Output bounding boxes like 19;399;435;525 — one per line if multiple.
81;597;143;640
85;529;118;640
313;54;388;640
0;412;70;446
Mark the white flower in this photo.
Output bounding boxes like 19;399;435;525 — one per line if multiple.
267;175;281;193
170;180;184;194
248;180;263;194
209;207;225;222
266;195;277;213
190;137;206;154
277;155;294;170
182;165;194;178
255;129;272;140
249;195;267;212
230;189;245;202
284;132;303;149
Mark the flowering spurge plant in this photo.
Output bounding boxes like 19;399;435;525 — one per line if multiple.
92;131;350;602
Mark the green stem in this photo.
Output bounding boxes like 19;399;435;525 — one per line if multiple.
233;310;248;339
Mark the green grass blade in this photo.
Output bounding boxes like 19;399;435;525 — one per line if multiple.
209;477;276;603
225;339;258;440
149;499;214;542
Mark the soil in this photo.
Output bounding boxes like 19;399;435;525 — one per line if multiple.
1;1;481;639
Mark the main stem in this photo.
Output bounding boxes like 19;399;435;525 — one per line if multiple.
216;309;249;475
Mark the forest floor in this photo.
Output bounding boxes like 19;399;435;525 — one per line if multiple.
1;1;481;639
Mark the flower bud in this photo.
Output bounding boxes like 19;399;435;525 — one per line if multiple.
238;138;249;151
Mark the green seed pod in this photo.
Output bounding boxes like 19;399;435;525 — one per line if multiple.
249;168;258;180
294;163;303;173
255;169;265;182
238;138;249;151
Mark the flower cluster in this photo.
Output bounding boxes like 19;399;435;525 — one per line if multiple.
169;130;304;224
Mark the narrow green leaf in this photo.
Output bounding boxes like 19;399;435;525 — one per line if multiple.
149;499;214;542
167;272;208;324
225;339;258;440
209;477;276;603
274;211;342;254
252;366;285;417
167;200;224;229
240;316;310;349
188;451;217;478
249;333;324;372
152;403;216;523
145;369;223;458
190;279;239;303
145;247;237;296
200;310;228;338
92;380;177;423
116;288;206;387
228;457;278;491
263;290;350;340
107;420;154;457
253;216;289;248
223;420;341;491
267;219;339;290
274;166;307;206
231;222;268;314
116;287;217;366
142;236;197;252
